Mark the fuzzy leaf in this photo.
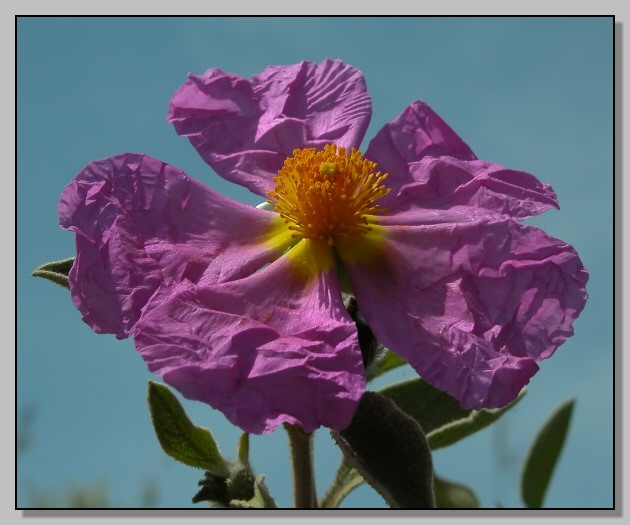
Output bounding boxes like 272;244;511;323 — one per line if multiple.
433;475;480;508
378;377;525;449
32;257;75;288
428;391;525;450
147;381;228;474
319;457;365;508
325;379;524;507
521;398;575;508
331;391;434;508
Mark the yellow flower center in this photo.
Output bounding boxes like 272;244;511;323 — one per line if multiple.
267;145;391;247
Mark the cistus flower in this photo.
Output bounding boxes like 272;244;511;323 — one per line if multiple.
59;59;588;434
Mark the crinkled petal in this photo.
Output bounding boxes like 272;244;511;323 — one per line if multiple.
337;208;588;409
134;239;366;434
366;101;558;218
167;59;372;196
366;99;476;172
59;153;286;338
199;212;298;286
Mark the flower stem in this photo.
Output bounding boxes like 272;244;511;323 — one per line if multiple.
284;423;317;508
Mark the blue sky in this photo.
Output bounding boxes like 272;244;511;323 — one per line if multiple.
16;16;613;509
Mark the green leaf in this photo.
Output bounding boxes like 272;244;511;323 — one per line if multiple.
433;475;480;508
331;391;434;508
378;377;525;449
147;381;228;474
428;391;525;450
378;377;469;434
325;380;524;507
366;349;407;382
521;398;576;508
319;457;365;508
32;257;75;288
230;475;278;509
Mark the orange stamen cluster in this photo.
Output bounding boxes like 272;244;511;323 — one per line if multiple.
267;145;391;246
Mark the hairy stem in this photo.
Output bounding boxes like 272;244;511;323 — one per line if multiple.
284;423;317;508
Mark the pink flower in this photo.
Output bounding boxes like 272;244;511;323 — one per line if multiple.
59;59;588;434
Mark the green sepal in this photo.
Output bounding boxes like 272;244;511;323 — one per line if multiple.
226;466;255;502
341;294;408;378
147;381;228;474
378;377;525;449
433;475;480;508
343;294;378;369
194;468;278;509
192;466;254;507
229;475;278;509
192;472;230;506
520;398;576;508
32;257;75;289
331;391;434;509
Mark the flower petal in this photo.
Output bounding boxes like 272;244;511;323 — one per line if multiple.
59;153;285;338
134;239;365;434
337;209;588;409
368;100;476;163
366;101;558;218
167;59;372;197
